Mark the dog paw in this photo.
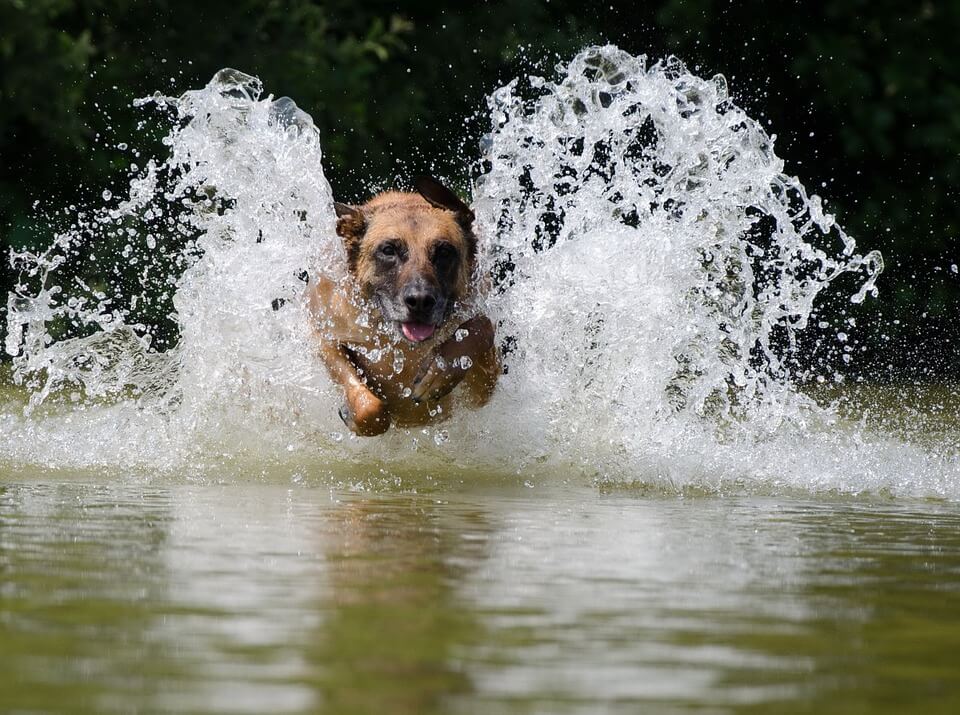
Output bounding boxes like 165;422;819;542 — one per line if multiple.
339;394;390;436
411;353;469;404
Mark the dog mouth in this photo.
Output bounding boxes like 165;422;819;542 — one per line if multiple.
374;294;447;343
400;321;437;343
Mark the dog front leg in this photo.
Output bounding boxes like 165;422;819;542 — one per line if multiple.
410;315;499;405
319;341;391;436
461;335;500;408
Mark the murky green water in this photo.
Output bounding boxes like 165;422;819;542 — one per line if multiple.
2;475;959;714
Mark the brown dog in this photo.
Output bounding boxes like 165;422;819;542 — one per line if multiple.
307;177;499;436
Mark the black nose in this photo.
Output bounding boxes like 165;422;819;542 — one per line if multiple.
402;284;438;314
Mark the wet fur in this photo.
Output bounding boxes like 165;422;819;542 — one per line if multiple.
307;179;499;436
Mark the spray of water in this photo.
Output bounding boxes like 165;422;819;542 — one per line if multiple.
4;69;342;470
4;46;956;496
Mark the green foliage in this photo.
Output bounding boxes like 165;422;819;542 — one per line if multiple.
1;0;958;378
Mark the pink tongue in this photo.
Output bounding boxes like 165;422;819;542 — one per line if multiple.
401;321;436;342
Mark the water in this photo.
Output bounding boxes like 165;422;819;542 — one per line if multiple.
2;44;960;712
2;479;960;714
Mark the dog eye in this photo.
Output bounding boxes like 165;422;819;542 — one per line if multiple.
432;242;458;265
378;242;400;258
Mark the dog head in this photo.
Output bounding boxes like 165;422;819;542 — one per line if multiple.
334;176;476;343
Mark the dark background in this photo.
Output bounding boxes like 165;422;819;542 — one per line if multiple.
1;0;958;379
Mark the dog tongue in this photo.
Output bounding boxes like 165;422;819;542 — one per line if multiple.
401;321;436;342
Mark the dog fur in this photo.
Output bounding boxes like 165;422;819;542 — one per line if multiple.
307;177;499;436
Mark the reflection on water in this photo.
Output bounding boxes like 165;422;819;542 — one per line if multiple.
307;497;491;714
1;480;959;714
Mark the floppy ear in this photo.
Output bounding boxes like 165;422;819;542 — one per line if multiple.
334;202;366;271
413;175;475;225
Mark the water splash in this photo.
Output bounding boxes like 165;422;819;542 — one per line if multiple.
4;47;954;498
4;68;342;469
476;48;881;421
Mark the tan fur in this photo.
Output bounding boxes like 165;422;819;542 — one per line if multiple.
351;192;473;302
307;188;498;436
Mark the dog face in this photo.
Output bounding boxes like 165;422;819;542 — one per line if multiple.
335;177;476;343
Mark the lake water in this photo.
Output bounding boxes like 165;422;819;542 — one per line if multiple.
2;470;960;714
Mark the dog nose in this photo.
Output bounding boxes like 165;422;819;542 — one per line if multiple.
403;289;437;313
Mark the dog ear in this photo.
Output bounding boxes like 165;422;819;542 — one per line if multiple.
414;175;475;225
334;202;364;223
334;202;366;270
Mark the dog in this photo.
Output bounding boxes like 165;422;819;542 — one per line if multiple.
307;176;500;436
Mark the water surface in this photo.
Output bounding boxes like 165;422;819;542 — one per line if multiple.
2;476;959;714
